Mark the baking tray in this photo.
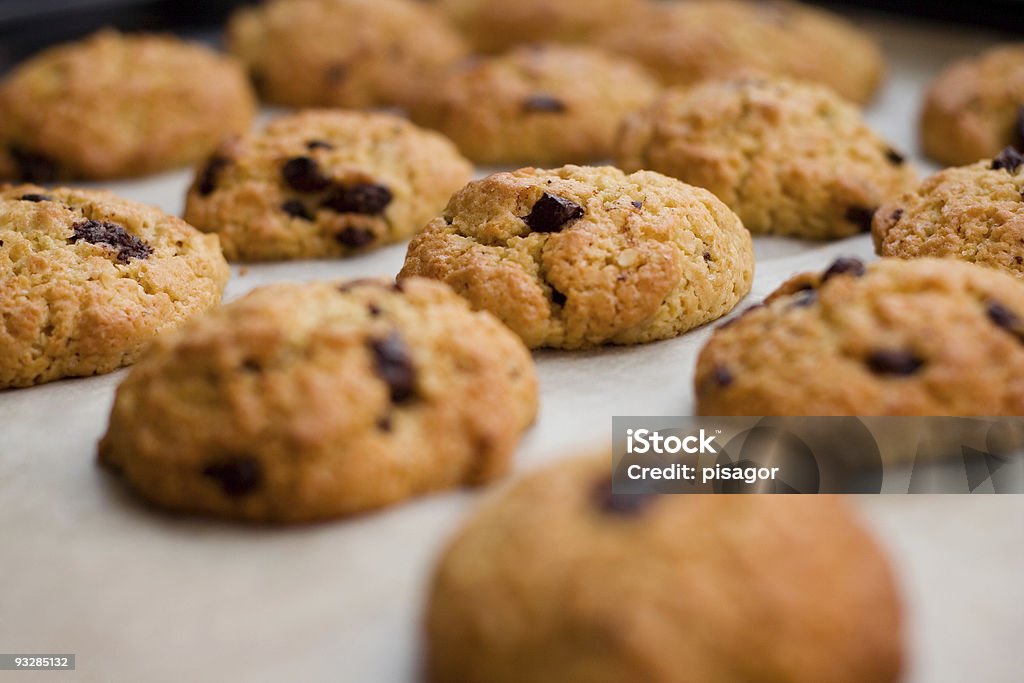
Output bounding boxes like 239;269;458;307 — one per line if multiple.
1;9;1022;683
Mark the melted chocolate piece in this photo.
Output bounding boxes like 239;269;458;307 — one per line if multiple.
69;219;153;263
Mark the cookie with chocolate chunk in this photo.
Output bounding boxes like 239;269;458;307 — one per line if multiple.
920;44;1024;167
695;257;1024;415
0;185;229;388
873;150;1024;277
98;277;538;523
227;0;467;109
183;110;473;261
426;455;903;683
0;30;255;180
600;0;885;105
436;0;642;54
399;165;754;349
407;44;660;166
616;78;917;240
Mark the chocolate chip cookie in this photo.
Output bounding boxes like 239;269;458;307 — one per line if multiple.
407;44;660;166
873;149;1024;277
227;0;467;109
426;455;903;683
920;44;1024;167
616;78;916;240
695;257;1024;415
0;185;229;388
600;0;885;105
183;110;473;262
0;30;255;181
436;0;642;54
99;277;538;523
399;165;754;349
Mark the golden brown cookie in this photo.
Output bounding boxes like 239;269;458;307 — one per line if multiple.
616;78;917;240
0;185;229;388
436;0;643;54
0;30;255;181
695;257;1024;415
407;44;660;166
426;455;903;683
600;0;885;105
227;0;468;109
920;44;1024;167
873;149;1024;277
399;165;754;349
183;110;473;262
99;277;538;523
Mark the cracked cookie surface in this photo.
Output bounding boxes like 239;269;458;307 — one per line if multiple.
99;277;538;523
616;78;917;240
0;30;256;181
599;0;884;105
407;44;660;166
920;44;1024;167
399;165;754;349
873;151;1024;277
426;455;903;683
183;110;473;262
695;257;1024;415
0;185;229;388
227;0;467;109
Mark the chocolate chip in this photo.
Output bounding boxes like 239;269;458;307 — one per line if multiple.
19;193;51;202
890;208;904;223
335;227;376;248
241;358;262;373
306;139;334;151
885;147;906;165
202;457;263;497
867;350;924;376
631;200;643;209
986;300;1024;342
822;256;866;282
377;415;393;432
713;365;734;387
282;156;330;192
522;94;567;114
197;155;229;196
323;184;393;215
592;475;656;516
1016;256;1023;265
991;146;1024;173
69;219;152;263
549;283;567;306
9;147;58;183
792;289;817;307
523;192;584;233
368;303;383;317
281;199;313;221
369;332;416;403
845;206;876;233
703;252;713;263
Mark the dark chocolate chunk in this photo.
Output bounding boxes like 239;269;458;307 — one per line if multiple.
335;226;376;248
369;332;416;403
792;289;817;307
523;192;584;233
713;364;734;387
703;251;713;263
822;256;866;282
19;193;52;203
592;475;656;516
991;146;1024;173
282;156;330;192
69;219;153;263
631;200;643;209
281;199;313;221
867;349;924;376
890;208;904;223
885;147;906;165
202;457;263;497
377;415;393;432
845;206;876;233
197;155;229;196
306;139;334;151
9;147;58;183
241;358;262;373
1016;256;1023;265
323;184;393;215
986;300;1024;342
549;283;568;307
368;303;383;317
522;94;567;114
